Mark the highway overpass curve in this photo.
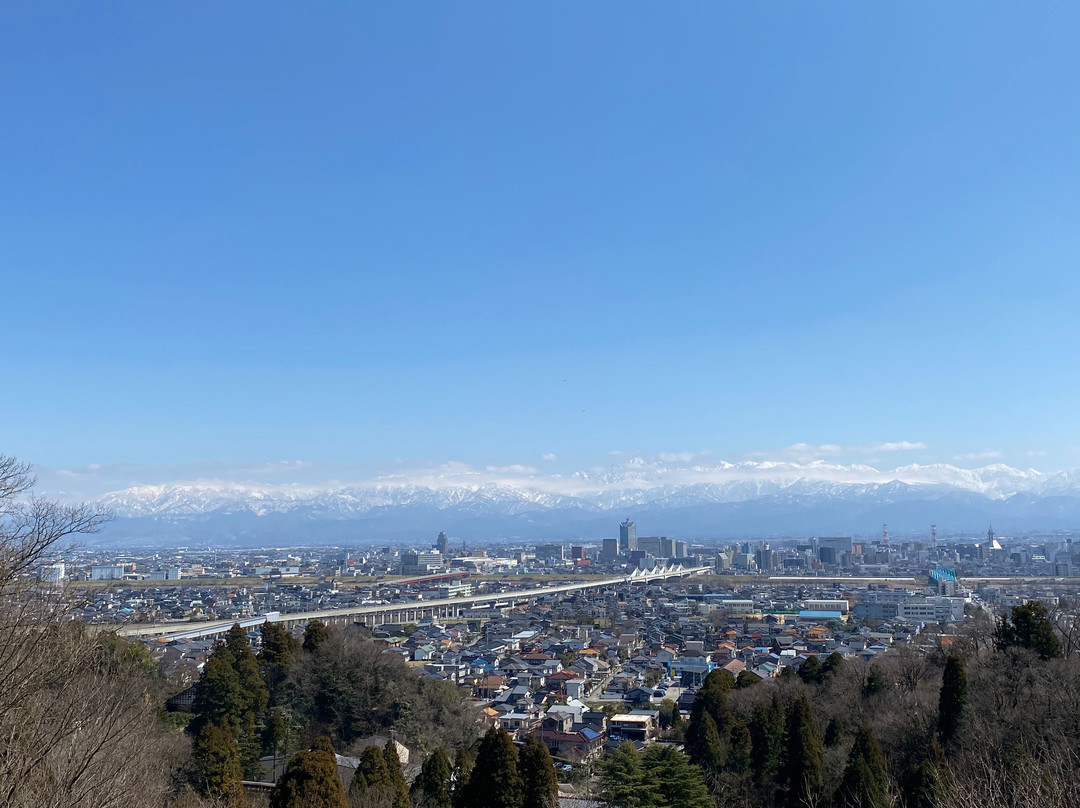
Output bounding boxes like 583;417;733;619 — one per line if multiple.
116;565;710;640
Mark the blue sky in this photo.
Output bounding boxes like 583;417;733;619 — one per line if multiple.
3;3;1079;496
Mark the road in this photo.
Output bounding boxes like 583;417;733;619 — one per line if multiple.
115;565;711;640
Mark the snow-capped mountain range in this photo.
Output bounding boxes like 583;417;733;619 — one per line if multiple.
92;461;1080;545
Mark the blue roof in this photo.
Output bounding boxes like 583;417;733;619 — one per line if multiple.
799;610;844;619
580;728;601;740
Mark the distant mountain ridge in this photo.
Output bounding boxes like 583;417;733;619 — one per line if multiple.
91;461;1080;546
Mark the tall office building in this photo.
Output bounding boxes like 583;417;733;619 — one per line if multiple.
619;519;637;552
401;551;443;575
637;536;662;556
535;544;565;563
815;536;853;562
436;531;449;556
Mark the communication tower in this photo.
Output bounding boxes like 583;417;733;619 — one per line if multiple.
882;523;890;547
930;523;937;549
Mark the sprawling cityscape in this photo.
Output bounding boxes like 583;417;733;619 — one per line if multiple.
6;3;1080;808
24;515;1075;807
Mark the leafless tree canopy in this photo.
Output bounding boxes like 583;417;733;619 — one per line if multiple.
0;455;177;808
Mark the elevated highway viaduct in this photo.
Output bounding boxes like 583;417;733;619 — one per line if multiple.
116;565;710;642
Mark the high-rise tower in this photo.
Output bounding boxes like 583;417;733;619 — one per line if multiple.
619;518;637;552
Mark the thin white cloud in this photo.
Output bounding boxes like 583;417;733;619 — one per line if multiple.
542;453;557;461
484;464;538;475
952;450;1002;462
754;441;926;464
657;451;711;463
871;441;927;452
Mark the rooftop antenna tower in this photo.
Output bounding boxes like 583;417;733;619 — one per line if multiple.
931;523;937;549
882;523;890;547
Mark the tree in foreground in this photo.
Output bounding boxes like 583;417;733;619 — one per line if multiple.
780;695;824;808
349;745;394;808
994;601;1062;659
518;736;559;808
192;624;269;778
642;744;712;808
727;717;753;775
462;727;522;808
749;692;786;788
271;736;349;808
834;725;889;808
685;710;725;779
798;655;823;685
193;721;249;808
598;742;656;808
658;698;682;732
383;738;411;808
304;619;332;652
735;670;761;689
451;746;474;808
192;646;244;730
937;654;967;749
901;740;945;808
411;747;453;808
0;456;177;808
863;666;889;697
261;620;300;698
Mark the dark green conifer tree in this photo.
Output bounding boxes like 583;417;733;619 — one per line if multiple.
599;741;657;808
518;736;559;808
901;739;945;808
225;623;252;658
642;744;712;808
937;654;967;749
696;669;736;725
451;746;473;808
824;717;845;748
349;745;391;804
820;652;845;680
192;721;249;808
260;621;299;699
686;670;734;767
834;725;889;808
798;655;823;685
462;727;522;808
735;670;761;689
383;739;411;808
264;708;289;762
687;711;725;779
192;646;244;730
304;619;332;652
749;693;786;787
270;736;349;808
206;624;270;778
412;748;453;808
727;718;753;775
260;621;298;667
863;666;888;697
994;601;1062;659
779;695;824;808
